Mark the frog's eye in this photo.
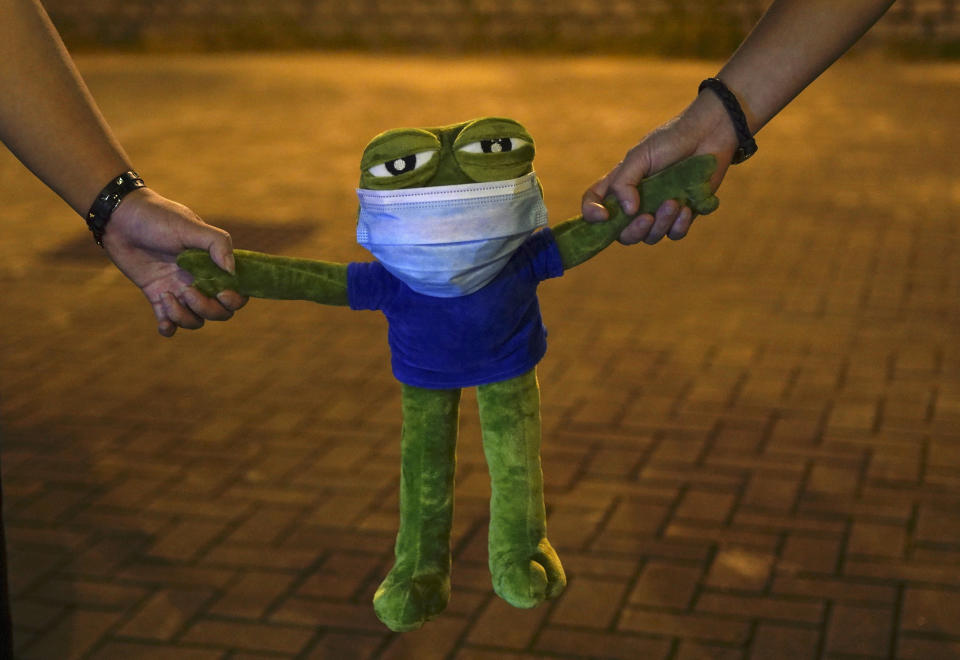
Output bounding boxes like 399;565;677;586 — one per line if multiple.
458;138;530;154
368;150;437;177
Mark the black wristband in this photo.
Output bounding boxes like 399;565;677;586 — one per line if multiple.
698;77;757;165
85;171;145;247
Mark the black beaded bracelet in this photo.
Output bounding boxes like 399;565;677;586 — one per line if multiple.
698;77;757;165
85;171;145;246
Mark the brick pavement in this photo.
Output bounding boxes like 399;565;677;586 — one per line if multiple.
1;54;960;659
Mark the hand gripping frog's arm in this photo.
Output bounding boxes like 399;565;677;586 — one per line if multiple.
552;153;719;270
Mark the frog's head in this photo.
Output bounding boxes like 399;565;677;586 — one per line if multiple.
359;117;534;189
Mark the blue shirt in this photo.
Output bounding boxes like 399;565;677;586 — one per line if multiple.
348;228;564;389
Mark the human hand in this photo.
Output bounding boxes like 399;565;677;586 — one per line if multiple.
102;188;247;337
176;248;241;298
581;90;739;244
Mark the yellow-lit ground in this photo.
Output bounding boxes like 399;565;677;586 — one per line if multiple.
1;53;959;658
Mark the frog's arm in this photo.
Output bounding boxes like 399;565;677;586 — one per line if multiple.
553;154;719;270
177;249;349;306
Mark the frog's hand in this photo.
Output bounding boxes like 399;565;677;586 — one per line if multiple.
553;154;719;270
177;248;349;306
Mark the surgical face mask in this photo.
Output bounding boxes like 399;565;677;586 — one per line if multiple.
356;171;548;297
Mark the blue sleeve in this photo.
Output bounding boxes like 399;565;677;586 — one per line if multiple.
347;261;397;311
528;227;565;282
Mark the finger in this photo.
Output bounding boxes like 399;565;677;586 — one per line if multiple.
151;299;177;337
668;207;695;241
179;286;234;322
216;290;249;312
161;291;205;330
581;177;612;223
618;214;654;245
644;199;680;245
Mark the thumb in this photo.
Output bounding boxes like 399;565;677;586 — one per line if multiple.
608;147;653;216
181;222;236;275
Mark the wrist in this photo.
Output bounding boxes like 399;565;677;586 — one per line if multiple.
684;91;740;157
85;171;145;247
698;78;757;164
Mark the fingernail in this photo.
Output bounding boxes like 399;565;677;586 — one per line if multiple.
225;255;236;275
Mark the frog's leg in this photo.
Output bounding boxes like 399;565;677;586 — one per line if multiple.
477;368;566;608
373;384;461;632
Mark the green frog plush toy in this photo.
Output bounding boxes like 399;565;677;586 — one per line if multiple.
178;117;718;632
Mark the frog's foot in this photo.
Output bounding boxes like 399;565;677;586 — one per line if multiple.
373;567;451;632
490;537;566;609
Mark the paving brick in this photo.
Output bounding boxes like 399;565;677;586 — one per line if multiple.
666;523;780;552
118;587;215;640
89;642;225;660
226;506;303;545
897;636;960;660
536;627;672;659
9;598;65;632
590;534;711;562
915;506;960;544
585;447;644;478
148;519;230;561
114;563;236;589
825;604;892;657
298;552;377;600
203;543;318;570
549;576;628;628
741;474;801;512
780;535;842;574
748;622;819;660
674;489;737;523
19;609;122;660
618;609;751;644
676;641;744;659
695;593;823;624
772;576;897;605
270;597;385;633
847;521;906;558
465;597;548;649
902;587;960;636
558;553;643;580
845;558;960;587
866;444;922;483
30;577;147;609
733;511;846;535
208;571;295;618
628;560;702;610
705;548;775;592
603;498;671;535
805;464;861;496
304;632;384;660
545;506;608;549
380;615;468;659
796;493;911;522
180;619;313;654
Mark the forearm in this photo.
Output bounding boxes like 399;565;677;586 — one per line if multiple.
0;0;131;215
717;0;894;133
